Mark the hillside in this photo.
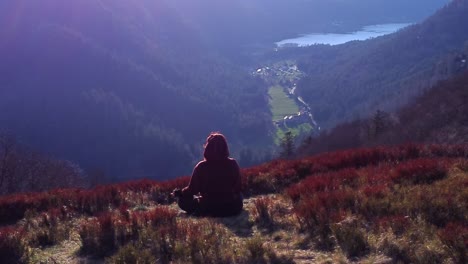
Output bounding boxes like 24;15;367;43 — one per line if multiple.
0;0;273;180
297;67;468;156
0;144;466;263
162;0;448;60
295;0;468;129
0;0;452;180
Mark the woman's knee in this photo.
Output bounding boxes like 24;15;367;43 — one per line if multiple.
178;195;198;214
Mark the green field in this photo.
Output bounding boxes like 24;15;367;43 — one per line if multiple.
268;85;299;121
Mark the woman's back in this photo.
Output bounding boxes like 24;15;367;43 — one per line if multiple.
196;159;241;202
177;132;243;216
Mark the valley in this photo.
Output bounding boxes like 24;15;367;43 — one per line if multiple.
1;1;467;263
0;0;459;183
252;18;416;143
253;61;317;143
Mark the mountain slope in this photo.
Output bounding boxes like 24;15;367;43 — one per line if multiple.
164;0;448;57
297;65;468;156
0;0;453;178
296;0;468;129
0;0;273;179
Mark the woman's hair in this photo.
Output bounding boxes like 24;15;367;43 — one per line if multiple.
203;132;230;161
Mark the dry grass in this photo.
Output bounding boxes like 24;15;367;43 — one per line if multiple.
1;144;467;263
4;184;467;263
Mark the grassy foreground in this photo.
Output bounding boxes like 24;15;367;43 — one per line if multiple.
0;144;467;263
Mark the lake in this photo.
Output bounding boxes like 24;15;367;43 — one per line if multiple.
276;23;412;47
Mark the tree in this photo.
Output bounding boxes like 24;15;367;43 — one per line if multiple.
0;133;87;195
239;148;254;167
370;110;390;139
0;134;16;193
280;131;295;159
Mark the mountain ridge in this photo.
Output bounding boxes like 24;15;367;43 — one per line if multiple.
295;0;468;129
0;0;273;179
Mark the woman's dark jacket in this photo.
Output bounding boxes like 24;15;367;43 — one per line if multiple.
182;158;242;209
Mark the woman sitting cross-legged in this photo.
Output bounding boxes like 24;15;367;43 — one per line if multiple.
173;132;243;217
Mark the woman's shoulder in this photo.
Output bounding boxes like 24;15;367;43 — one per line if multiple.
227;158;240;167
199;158;238;167
201;158;238;165
195;160;208;167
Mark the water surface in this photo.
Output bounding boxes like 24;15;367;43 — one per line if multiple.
276;23;412;47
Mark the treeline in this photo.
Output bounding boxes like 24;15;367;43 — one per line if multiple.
0;134;86;196
295;0;468;129
297;69;468;156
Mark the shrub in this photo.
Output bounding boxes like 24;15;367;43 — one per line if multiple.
253;197;275;229
136;227;177;264
399;176;467;227
391;158;450;185
293;197;341;250
244;235;295;264
177;219;233;264
80;212;133;257
79;217;103;256
286;168;359;202
438;222;467;264
0;226;29;263
379;235;412;264
361;185;389;198
413;245;446;264
34;207;73;246
376;215;410;235
377;219;450;264
332;217;369;258
245;236;266;263
106;243;156;264
79;206;178;258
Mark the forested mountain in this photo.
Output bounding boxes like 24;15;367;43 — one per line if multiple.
298;65;468;156
0;0;452;181
164;0;448;62
296;0;467;129
0;0;273;180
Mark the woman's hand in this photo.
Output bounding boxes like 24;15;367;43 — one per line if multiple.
171;188;182;198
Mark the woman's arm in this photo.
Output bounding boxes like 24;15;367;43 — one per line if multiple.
182;161;203;196
232;160;242;193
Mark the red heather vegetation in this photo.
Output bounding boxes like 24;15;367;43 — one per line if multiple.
285;155;467;261
0;143;467;263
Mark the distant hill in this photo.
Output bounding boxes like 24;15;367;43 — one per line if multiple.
0;0;273;179
296;0;467;129
297;66;468;156
165;0;449;61
0;0;452;179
